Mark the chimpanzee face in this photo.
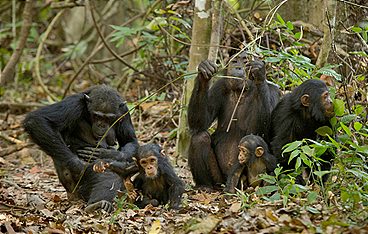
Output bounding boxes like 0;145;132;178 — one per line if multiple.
139;155;158;178
84;85;124;139
321;90;334;118
227;51;248;78
90;111;117;138
238;136;265;165
238;145;250;164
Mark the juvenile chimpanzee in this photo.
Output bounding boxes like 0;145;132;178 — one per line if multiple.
271;79;335;184
188;53;281;189
225;135;277;193
23;85;139;212
94;144;185;209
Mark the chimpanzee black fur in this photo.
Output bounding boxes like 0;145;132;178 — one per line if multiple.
23;85;138;212
271;79;335;184
187;53;281;189
225;134;277;193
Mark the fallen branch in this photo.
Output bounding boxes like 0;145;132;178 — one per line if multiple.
0;132;23;144
0;143;34;157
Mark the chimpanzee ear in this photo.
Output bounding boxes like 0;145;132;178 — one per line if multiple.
255;146;264;157
301;94;310;107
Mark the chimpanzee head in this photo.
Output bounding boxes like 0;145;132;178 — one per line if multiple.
291;79;335;122
226;51;248;78
238;135;266;165
238;134;275;187
136;144;164;179
84;85;126;139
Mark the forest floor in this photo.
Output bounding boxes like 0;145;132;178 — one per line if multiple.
1;87;367;234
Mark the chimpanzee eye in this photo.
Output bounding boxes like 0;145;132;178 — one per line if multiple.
140;160;147;165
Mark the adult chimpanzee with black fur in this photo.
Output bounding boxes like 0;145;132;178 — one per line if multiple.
225;134;277;193
187;52;281;189
23;85;139;212
94;144;185;209
271;79;335;184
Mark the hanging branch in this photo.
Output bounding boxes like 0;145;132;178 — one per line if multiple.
1;0;33;86
34;4;68;101
87;0;155;79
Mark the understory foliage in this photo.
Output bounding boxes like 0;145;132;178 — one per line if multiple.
235;14;368;224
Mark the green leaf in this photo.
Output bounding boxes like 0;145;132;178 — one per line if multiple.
351;26;362;33
341;190;349;202
354;122;363;131
313;170;331;178
340;122;352;137
170;17;191;29
260;174;276;184
301;145;314;157
307;191;318;204
283;141;303;153
265;57;282;63
363;31;367;41
286;21;294;30
256;185;279;195
356;145;368;155
333;99;345;116
300;152;312;168
268;192;281;202
354;105;364;115
347;168;368;180
277;14;285;25
146;17;168;31
226;0;240;11
315;126;333;136
340;114;356;124
288;149;300;164
295;157;301;170
294;32;302;40
317;67;342;81
306;206;320;214
274;167;283;177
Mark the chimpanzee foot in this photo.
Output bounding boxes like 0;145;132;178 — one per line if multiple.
85;200;113;213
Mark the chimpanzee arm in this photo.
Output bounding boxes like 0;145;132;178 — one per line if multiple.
108;161;139;177
162;161;185;209
115;106;139;161
225;163;246;193
188;60;227;133
23;94;86;173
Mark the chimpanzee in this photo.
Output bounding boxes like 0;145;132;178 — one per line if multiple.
94;144;185;209
23;85;139;212
270;79;335;184
225;134;277;193
187;52;281;189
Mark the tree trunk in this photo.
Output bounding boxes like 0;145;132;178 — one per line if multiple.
176;0;212;158
316;0;337;69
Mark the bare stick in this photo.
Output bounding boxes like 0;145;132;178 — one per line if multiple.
1;0;33;86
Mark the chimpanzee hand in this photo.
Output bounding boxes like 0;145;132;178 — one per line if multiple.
247;60;266;82
93;159;111;173
123;177;138;201
198;60;217;81
77;147;126;161
85;200;113;213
